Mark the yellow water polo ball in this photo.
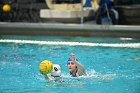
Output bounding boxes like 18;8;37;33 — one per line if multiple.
39;60;53;75
2;4;11;12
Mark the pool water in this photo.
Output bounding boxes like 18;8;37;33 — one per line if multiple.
0;35;140;93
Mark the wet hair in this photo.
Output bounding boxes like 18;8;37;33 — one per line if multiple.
70;66;78;77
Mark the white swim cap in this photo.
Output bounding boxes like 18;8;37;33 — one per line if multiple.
51;64;62;77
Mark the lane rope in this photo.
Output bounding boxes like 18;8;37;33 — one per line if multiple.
0;39;140;48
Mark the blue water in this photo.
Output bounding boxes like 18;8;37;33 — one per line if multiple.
0;35;140;93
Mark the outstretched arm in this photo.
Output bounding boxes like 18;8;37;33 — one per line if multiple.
71;56;87;76
44;74;54;80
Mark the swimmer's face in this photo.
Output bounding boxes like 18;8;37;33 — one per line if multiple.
67;61;77;72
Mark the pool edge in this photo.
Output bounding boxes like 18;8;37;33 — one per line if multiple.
0;22;140;38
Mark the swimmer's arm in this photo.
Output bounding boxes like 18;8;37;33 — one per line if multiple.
45;74;49;80
73;60;87;76
71;55;87;76
45;74;54;80
133;58;140;60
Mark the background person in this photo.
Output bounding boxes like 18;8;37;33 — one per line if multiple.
95;0;118;25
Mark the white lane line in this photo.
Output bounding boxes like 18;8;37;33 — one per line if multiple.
0;39;140;48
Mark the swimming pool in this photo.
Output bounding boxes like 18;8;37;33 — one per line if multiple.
0;35;140;93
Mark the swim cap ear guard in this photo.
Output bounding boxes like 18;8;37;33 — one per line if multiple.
51;64;62;77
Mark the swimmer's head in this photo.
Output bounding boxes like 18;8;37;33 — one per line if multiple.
67;61;77;72
51;64;62;77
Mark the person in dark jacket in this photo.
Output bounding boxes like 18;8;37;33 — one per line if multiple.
95;0;118;24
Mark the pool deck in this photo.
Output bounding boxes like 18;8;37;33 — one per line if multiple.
0;22;140;38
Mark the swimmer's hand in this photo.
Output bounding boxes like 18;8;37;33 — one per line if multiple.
45;74;54;80
71;56;76;61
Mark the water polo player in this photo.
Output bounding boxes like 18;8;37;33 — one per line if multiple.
67;53;87;77
39;60;62;81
